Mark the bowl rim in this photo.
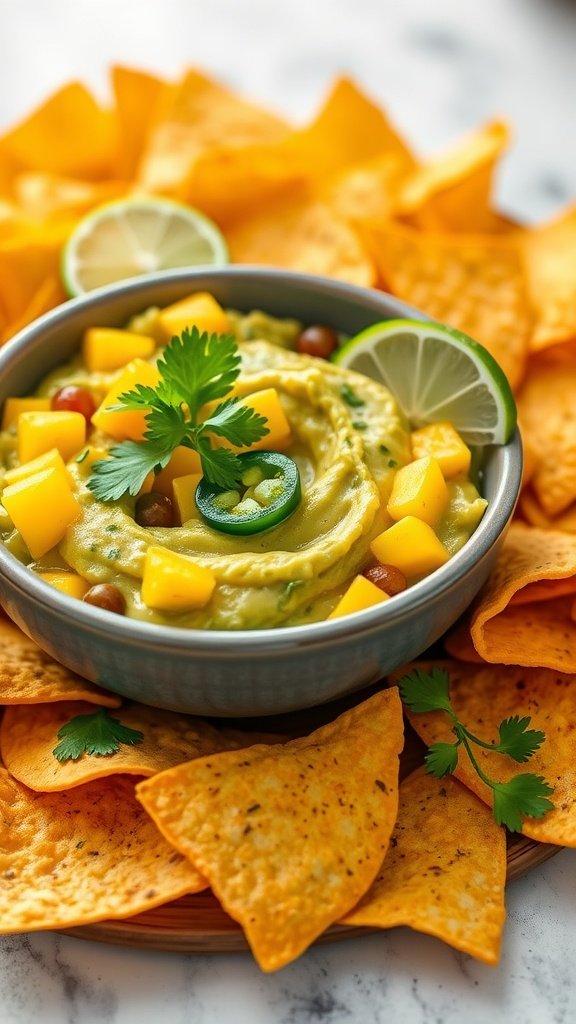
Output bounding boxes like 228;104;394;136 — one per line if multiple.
0;266;523;653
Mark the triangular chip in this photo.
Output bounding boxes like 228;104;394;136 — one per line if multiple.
523;205;576;352
469;523;576;669
342;767;506;965
0;223;69;324
137;688;404;971
111;65;170;179
0;616;119;706
363;219;531;388
0;700;233;791
393;661;576;846
444;619;486;663
519;487;576;534
518;354;576;516
0;768;206;933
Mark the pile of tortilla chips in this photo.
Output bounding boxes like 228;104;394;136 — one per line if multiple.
1;66;576;969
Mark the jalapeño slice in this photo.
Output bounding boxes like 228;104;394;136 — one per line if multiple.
196;451;302;536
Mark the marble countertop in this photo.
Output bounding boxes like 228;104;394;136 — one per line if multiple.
0;0;575;1020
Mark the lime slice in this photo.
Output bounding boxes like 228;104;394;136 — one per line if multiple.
61;197;229;297
333;319;516;445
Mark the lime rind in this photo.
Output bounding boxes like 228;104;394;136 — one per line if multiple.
333;318;517;445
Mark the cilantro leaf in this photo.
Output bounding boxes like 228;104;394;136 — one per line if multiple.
194;434;243;489
424;742;460;778
158;327;240;416
397;667;453;715
340;383;364;408
88;440;174;501
201;398;269;448
492;774;555;832
494;716;546;763
53;708;144;762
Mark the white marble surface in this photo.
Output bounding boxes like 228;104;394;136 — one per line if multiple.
0;0;575;1021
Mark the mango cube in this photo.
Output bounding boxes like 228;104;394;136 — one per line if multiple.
158;292;231;342
370;516;449;578
173;473;203;524
91;359;160;441
141;545;216;611
4;447;70;487
2;467;81;559
328;575;389;619
2;397;51;430
387;456;448;526
82;327;156;372
18;411;86;465
38;570;90;599
212;388;292;453
153;446;202;498
411;422;471;479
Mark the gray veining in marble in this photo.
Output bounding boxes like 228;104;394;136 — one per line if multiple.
0;0;575;1020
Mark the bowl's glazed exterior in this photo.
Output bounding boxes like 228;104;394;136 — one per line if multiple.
0;268;522;716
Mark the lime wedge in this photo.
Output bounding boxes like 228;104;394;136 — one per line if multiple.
61;197;229;297
333;319;516;445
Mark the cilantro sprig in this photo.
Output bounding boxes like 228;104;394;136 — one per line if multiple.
53;708;144;762
398;668;555;832
87;327;269;501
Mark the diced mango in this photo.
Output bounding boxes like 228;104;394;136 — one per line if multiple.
411;422;471;479
38;570;90;599
387;456;448;526
370;516;449;578
328;575;389;619
212;388;292;453
18;411;86;465
141;545;215;611
173;473;203;524
2;397;51;430
4;447;69;486
91;359;161;441
82;327;156;372
2;467;81;559
75;445;110;471
158;292;231;342
153;446;202;497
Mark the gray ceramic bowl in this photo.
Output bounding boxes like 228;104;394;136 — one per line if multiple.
0;267;522;716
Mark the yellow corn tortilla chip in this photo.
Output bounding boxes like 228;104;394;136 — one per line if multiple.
518;355;576;516
519;487;576;534
523;205;576;352
0;83;116;180
111;65;169;179
136;69;288;194
469;523;576;669
396;120;511;234
137;688;404;972
13;172;124;223
394;660;576;846
444;619;486;663
0;224;69;325
0;699;235;791
364;219;531;388
227;195;375;287
1;275;66;344
0;767;206;933
342;767;506;965
0;616;119;706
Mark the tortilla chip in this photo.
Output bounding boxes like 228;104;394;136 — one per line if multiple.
227;196;375;287
136;69;287;194
342;767;506;965
111;65;169;179
0;616;119;706
523;205;576;352
0;699;235;791
364;220;531;388
1;276;66;344
469;523;576;669
0;224;69;325
396;120;511;234
0;768;206;933
13;172;124;223
519;487;576;534
137;688;404;972
444;619;486;663
395;661;576;846
0;83;115;180
517;355;576;516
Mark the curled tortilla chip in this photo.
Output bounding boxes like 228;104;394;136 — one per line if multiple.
0;616;119;706
364;219;531;388
519;487;576;534
227;196;375;287
0;768;206;933
342;767;506;965
395;661;576;846
518;355;576;516
523;205;576;352
444;619;486;663
396;120;511;235
470;523;576;670
0;700;233;791
137;688;404;972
